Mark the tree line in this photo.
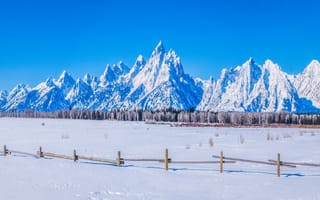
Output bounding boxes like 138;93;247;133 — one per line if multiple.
1;109;320;125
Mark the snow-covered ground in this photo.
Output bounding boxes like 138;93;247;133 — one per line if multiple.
0;118;319;200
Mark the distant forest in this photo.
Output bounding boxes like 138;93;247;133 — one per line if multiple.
1;109;320;126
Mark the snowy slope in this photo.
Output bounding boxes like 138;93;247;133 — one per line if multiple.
87;62;131;111
2;84;30;111
127;54;146;81
130;41;166;92
83;73;99;91
25;78;70;111
99;62;129;87
123;41;202;110
55;70;76;96
247;59;309;112
198;59;317;112
0;118;320;200
196;77;216;110
252;60;316;113
294;60;320;108
0;90;8;109
66;78;93;109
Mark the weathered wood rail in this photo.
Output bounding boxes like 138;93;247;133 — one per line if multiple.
212;155;297;168
123;158;164;162
268;160;320;167
78;155;118;165
41;151;74;160
9;149;39;158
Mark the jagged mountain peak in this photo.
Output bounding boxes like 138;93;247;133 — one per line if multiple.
243;57;256;66
131;42;188;93
240;57;261;72
155;40;164;51
166;49;180;61
69;77;91;93
100;62;129;86
2;84;30;111
239;57;260;70
151;40;165;56
83;73;99;90
44;78;56;87
123;42;202;110
9;83;31;95
100;64;113;84
116;61;130;73
56;70;75;91
75;77;83;84
127;55;147;80
248;57;255;63
83;73;91;83
294;59;320;108
229;58;257;73
310;59;320;65
0;90;8;96
136;54;145;63
66;77;93;108
104;62;129;75
197;58;317;113
133;55;146;69
209;76;214;83
263;59;281;71
58;70;72;80
161;49;184;77
7;84;30;100
303;59;320;75
83;73;95;84
12;83;29;90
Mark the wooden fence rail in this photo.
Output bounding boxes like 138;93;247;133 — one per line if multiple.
78;155;118;165
39;149;119;164
212;155;297;168
41;151;74;160
9;149;39;158
124;158;235;164
268;160;320;167
123;158;165;162
168;160;236;164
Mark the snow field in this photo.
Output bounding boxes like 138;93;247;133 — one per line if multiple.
0;118;320;200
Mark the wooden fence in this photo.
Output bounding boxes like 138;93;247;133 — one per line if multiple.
2;145;320;177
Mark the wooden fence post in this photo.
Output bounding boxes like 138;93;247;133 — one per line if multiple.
73;150;78;162
38;146;44;158
220;151;223;173
117;151;121;167
164;148;169;171
277;153;281;177
3;145;7;156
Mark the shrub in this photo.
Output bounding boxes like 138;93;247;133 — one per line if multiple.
209;137;214;147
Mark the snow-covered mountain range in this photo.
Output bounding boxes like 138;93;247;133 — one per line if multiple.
0;41;319;113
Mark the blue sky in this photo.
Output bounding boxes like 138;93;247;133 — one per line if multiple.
0;0;319;90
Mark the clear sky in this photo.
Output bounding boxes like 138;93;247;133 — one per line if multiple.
0;0;319;91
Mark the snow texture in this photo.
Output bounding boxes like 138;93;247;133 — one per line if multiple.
294;60;320;108
0;118;319;200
